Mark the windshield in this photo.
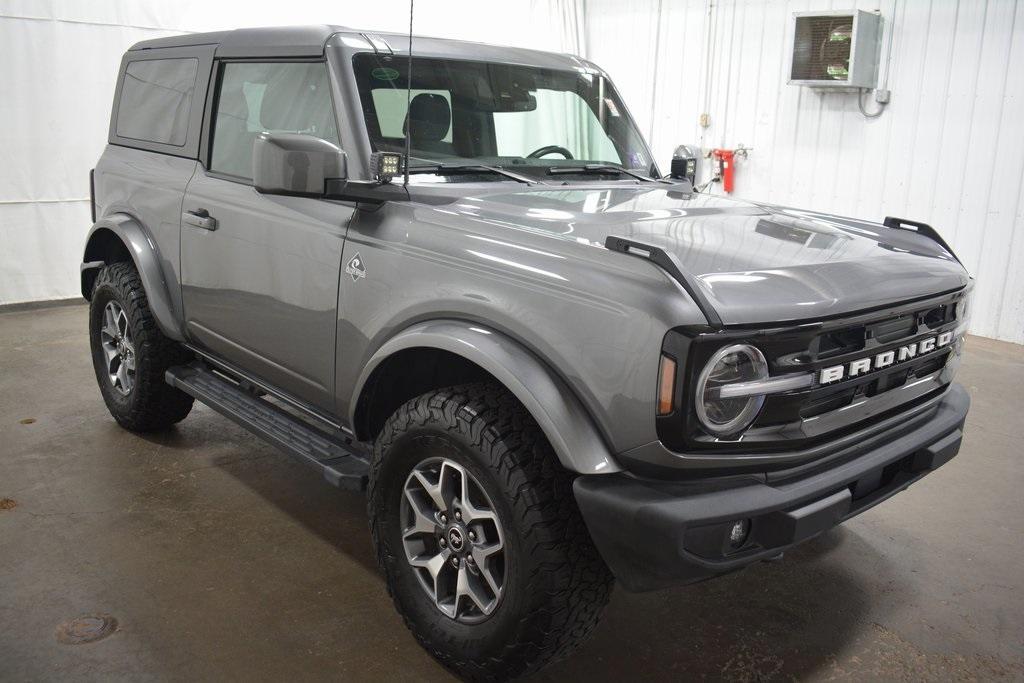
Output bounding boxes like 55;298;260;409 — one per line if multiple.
352;53;655;181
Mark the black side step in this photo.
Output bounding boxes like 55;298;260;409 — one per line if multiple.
604;235;723;327
166;362;369;491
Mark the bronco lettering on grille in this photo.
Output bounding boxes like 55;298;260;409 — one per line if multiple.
819;331;956;384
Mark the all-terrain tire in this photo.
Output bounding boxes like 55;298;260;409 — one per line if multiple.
368;382;614;681
89;261;194;431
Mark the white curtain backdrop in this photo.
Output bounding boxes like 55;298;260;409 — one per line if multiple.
0;0;585;305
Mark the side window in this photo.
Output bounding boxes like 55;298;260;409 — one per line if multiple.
116;58;198;146
210;62;339;180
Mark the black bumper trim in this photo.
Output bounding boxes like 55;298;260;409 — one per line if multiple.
574;383;970;592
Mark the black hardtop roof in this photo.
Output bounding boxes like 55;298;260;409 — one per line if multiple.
128;25;594;70
129;25;342;57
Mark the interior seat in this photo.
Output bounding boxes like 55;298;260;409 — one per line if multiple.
403;93;456;157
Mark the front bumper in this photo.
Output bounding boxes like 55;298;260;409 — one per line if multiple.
574;383;970;592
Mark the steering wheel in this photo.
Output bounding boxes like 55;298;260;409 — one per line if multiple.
527;145;574;159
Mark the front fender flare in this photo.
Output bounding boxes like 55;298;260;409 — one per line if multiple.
352;320;622;475
81;214;184;342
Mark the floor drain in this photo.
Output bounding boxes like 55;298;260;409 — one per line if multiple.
19;418;36;425
0;498;15;511
55;614;118;644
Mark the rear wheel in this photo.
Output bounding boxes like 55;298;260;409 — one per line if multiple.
368;382;613;680
89;262;194;431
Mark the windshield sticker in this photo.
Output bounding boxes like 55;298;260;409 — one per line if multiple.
603;98;621;117
371;67;400;81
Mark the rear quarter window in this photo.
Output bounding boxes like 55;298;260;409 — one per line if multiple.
116;58;198;146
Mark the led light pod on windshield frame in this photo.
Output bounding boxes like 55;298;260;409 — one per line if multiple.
370;152;404;183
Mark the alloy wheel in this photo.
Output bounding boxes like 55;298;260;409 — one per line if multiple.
99;300;136;395
400;457;506;623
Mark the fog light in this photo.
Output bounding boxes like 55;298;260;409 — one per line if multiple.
728;519;751;548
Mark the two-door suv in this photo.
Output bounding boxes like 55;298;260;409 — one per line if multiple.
83;26;972;678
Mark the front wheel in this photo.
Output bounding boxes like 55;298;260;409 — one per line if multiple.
368;383;613;680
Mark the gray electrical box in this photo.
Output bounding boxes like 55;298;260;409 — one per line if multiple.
789;10;881;89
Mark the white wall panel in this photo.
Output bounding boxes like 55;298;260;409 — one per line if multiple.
0;0;583;306
586;0;1024;344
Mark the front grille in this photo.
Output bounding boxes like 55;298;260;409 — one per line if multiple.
658;288;969;454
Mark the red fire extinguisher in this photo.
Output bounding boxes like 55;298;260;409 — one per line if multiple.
709;145;751;194
711;149;735;193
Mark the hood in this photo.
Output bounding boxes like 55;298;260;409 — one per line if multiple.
425;184;969;326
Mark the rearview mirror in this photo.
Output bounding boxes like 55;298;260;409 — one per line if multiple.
253;132;346;197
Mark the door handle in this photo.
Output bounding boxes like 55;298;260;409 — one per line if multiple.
182;208;218;231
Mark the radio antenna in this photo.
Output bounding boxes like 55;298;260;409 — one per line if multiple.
403;0;414;187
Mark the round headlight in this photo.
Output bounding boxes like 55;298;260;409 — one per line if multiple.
695;344;769;437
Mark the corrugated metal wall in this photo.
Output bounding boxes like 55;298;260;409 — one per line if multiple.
584;0;1024;344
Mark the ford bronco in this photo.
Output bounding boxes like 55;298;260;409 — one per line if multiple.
82;26;972;679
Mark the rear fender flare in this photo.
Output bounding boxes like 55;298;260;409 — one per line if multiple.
81;214;184;342
351;320;622;475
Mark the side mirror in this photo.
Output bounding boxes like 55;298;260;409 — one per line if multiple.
253;132;346;197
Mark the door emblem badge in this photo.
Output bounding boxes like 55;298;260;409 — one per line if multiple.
345;253;367;282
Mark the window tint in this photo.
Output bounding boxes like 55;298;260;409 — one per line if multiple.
210;62;339;180
116;58;198;146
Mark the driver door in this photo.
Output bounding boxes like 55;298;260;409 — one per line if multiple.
180;59;352;411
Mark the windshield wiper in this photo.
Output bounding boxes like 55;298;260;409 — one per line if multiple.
407;163;537;185
547;164;659;182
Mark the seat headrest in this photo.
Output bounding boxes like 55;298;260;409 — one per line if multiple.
403;93;451;142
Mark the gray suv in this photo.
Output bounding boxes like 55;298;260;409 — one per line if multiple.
83;26;972;679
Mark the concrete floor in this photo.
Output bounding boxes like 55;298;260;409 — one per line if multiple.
1;302;1022;681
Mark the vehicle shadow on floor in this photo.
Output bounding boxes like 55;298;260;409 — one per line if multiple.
135;409;381;576
537;525;889;681
139;414;888;682
208;434;887;682
211;442;379;574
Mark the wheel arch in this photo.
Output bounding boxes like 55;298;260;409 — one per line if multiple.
351;320;622;475
81;214;184;342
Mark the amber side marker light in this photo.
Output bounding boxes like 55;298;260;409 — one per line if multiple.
657;354;677;416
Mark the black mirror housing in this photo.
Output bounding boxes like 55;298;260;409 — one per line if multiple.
253;132;346;197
